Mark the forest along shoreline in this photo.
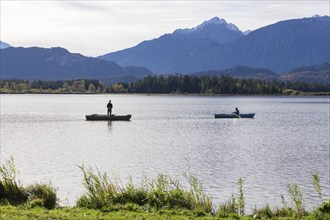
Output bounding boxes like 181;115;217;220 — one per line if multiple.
1;75;329;95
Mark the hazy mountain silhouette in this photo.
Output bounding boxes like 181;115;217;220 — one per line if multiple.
100;16;330;74
0;46;151;82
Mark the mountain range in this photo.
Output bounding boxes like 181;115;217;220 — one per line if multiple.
0;47;151;83
100;16;330;75
193;62;330;83
1;16;329;83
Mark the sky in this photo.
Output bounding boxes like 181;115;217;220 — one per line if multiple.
1;0;329;57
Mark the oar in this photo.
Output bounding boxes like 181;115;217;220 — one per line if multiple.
232;113;241;118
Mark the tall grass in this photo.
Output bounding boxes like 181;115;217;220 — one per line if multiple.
217;194;238;218
0;157;27;205
312;173;324;203
216;178;245;218
1;157;329;218
287;183;305;216
237;178;245;216
252;174;330;219
77;165;213;213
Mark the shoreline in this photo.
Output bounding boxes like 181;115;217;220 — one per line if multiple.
1;92;330;96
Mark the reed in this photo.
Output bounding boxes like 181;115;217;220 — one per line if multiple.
287;183;305;216
312;173;324;203
217;194;238;218
237;178;245;216
0;157;27;205
77;165;213;213
1;157;329;219
216;178;245;218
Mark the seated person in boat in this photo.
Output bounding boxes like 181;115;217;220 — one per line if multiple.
107;100;113;115
233;107;239;115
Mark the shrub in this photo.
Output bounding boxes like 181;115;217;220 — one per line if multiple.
309;198;330;219
26;183;57;209
76;194;92;208
318;198;330;213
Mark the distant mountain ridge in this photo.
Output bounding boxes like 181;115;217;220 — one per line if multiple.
193;62;330;83
279;62;330;83
0;47;151;82
193;66;278;81
1;16;329;84
0;45;328;83
100;16;330;74
0;41;11;49
99;17;244;73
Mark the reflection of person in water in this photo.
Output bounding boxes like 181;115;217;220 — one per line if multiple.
107;120;112;131
107;100;113;115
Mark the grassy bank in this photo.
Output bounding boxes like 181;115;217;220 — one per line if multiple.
1;158;329;219
0;206;216;220
0;201;329;220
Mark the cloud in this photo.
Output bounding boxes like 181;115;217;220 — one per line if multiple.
1;1;329;56
267;4;290;9
57;1;107;12
161;18;196;22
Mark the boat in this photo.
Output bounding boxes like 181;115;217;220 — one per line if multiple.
85;114;132;121
215;113;255;119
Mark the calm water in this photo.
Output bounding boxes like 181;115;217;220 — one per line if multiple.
0;94;329;210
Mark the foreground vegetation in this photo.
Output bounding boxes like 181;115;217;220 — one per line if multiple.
1;75;329;95
0;158;329;219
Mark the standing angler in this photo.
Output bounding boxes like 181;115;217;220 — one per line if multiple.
107;100;113;115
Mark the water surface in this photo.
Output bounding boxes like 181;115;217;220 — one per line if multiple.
0;94;329;210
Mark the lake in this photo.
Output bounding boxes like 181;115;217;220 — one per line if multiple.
0;94;329;211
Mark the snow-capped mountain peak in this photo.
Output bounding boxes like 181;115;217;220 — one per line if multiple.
312;14;322;18
196;17;240;32
173;17;241;36
201;17;227;26
171;16;243;44
0;41;11;49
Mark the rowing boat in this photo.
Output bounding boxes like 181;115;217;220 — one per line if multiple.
85;114;132;121
215;113;255;119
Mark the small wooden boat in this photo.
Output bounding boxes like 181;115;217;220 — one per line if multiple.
86;114;132;121
215;113;255;119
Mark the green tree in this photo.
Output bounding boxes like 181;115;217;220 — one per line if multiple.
88;83;96;93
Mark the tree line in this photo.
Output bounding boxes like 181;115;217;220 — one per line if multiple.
0;75;329;94
128;75;330;94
